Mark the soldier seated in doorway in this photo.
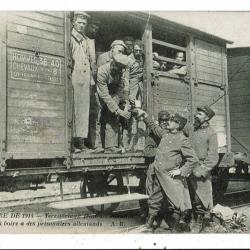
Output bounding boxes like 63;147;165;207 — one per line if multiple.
167;51;187;76
135;109;199;232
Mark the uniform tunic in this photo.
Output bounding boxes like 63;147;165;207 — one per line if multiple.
97;62;128;148
70;28;95;138
144;117;199;213
189;123;219;209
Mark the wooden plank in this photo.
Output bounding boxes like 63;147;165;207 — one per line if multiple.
48;193;149;209
8;97;65;111
7;32;64;57
157;55;187;66
7;134;65;144
197;71;222;84
196;53;222;65
228;70;250;81
230;95;250;105
9;15;64;34
16;11;64;27
229;80;250;90
196;39;222;53
231;128;250;137
8;87;64;102
37;11;65;19
7;143;65;152
0;14;7;154
230;111;250;120
152;38;186;52
230;103;250;113
8;80;65;93
194;82;222;92
231;120;250;129
8;107;65;119
196;64;222;76
142;23;153;114
8;116;65;129
7;23;64;43
196;55;222;68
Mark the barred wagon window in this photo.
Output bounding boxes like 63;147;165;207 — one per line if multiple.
151;28;187;76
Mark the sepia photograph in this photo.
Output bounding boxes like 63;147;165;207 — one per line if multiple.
0;1;250;247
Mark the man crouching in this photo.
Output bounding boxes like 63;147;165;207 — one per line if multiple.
136;109;199;232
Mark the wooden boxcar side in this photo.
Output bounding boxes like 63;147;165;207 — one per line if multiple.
136;13;231;154
0;11;70;161
228;47;250;161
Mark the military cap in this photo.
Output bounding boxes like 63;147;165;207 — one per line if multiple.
197;105;215;120
73;11;90;19
170;113;187;131
110;40;127;49
113;54;132;67
158;110;170;121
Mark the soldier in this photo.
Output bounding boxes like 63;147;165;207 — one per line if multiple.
167;51;187;76
144;110;170;226
97;40;127;68
123;36;135;56
121;40;145;152
188;105;219;231
97;54;132;153
136;109;199;232
70;11;96;152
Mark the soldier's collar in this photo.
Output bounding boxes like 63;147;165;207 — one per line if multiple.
72;28;86;43
200;122;209;129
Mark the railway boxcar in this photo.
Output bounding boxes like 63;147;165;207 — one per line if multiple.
0;11;234;212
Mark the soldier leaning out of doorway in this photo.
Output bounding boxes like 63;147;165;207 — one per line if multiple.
70;11;96;153
97;54;133;153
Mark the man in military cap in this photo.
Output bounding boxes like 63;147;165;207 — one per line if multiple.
97;54;132;153
70;11;96;152
123;36;135;56
189;105;218;231
143;110;169;226
136;109;199;232
97;40;127;68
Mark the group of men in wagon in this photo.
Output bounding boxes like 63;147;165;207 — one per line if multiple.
70;11;219;233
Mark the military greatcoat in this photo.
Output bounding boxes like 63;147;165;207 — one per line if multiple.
70;28;95;138
144;117;199;212
189;123;219;210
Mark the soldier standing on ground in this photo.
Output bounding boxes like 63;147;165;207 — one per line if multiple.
136;109;199;232
143;110;170;227
70;11;96;153
188;105;219;232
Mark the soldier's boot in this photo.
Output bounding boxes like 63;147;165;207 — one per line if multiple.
200;212;211;232
190;214;203;233
142;214;156;233
178;211;191;232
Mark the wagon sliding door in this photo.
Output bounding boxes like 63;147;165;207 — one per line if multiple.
3;12;69;159
145;26;190;121
193;38;230;153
